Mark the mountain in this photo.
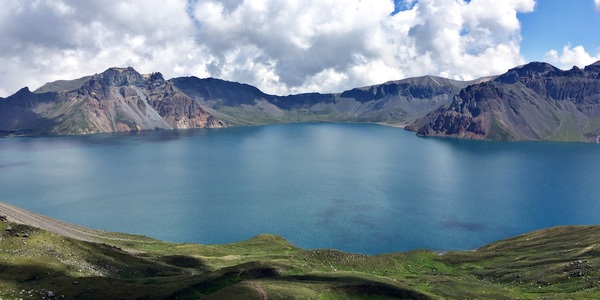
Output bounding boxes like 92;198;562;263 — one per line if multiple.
6;61;600;142
407;61;600;142
172;76;468;126
0;68;476;136
172;74;474;127
0;67;225;136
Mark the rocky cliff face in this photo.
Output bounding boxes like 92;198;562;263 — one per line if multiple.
329;75;481;124
172;75;474;126
0;67;225;136
0;68;498;136
0;87;60;136
5;62;600;142
407;61;600;142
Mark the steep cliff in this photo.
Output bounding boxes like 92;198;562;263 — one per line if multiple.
407;61;600;142
329;75;482;124
0;67;225;136
172;75;474;126
0;66;488;136
8;61;599;142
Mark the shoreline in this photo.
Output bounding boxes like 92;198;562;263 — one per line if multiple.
0;201;147;244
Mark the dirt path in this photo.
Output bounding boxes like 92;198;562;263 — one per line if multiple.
251;281;268;300
0;201;115;243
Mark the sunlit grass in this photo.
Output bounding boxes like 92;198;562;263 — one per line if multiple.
2;215;600;299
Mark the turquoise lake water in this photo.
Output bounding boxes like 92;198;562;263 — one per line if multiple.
1;123;600;254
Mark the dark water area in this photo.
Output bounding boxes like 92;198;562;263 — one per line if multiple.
1;123;600;254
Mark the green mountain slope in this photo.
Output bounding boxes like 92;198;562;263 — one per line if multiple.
1;201;600;299
171;74;471;127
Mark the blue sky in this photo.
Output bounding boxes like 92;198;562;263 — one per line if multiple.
0;0;599;97
520;0;600;62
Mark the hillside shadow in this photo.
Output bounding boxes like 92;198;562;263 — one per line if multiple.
272;274;432;299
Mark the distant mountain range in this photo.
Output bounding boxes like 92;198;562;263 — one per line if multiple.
2;61;600;142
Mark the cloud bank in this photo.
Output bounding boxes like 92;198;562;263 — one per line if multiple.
545;0;600;69
0;0;548;97
546;45;600;69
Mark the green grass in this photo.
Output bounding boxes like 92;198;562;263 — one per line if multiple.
3;215;600;299
209;105;399;127
487;117;516;141
546;114;586;142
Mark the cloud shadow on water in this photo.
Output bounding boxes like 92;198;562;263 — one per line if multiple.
0;162;28;169
440;219;485;232
317;198;378;230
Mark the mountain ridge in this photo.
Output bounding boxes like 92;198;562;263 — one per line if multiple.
0;67;226;136
406;60;600;142
3;60;600;142
0;66;472;136
171;72;472;127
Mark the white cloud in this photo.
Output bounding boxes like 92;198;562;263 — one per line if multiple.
192;0;535;92
596;0;600;11
0;0;201;96
0;0;537;97
387;0;533;81
545;44;600;68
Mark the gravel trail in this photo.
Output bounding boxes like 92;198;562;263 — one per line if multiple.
0;201;109;243
251;282;269;300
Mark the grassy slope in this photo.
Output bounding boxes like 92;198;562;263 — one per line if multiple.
207;105;372;127
1;212;600;299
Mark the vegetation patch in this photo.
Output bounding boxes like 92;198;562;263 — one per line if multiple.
2;206;600;299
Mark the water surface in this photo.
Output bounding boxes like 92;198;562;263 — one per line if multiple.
1;123;599;254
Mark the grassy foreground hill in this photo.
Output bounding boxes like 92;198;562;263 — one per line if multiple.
1;201;600;299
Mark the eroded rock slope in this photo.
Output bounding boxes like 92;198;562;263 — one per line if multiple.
407;61;600;142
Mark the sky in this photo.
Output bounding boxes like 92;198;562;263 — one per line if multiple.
0;0;599;98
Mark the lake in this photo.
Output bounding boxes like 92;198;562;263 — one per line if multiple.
1;123;600;254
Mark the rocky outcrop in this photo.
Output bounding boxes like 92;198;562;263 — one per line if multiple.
0;67;225;136
0;87;61;136
172;75;475;126
407;61;600;142
145;80;224;129
5;61;600;142
0;66;488;136
329;76;479;124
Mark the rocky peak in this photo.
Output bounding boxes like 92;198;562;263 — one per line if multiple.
584;60;600;74
15;86;31;95
338;75;462;102
146;72;165;82
97;67;146;87
516;61;559;74
495;62;561;84
144;72;166;88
